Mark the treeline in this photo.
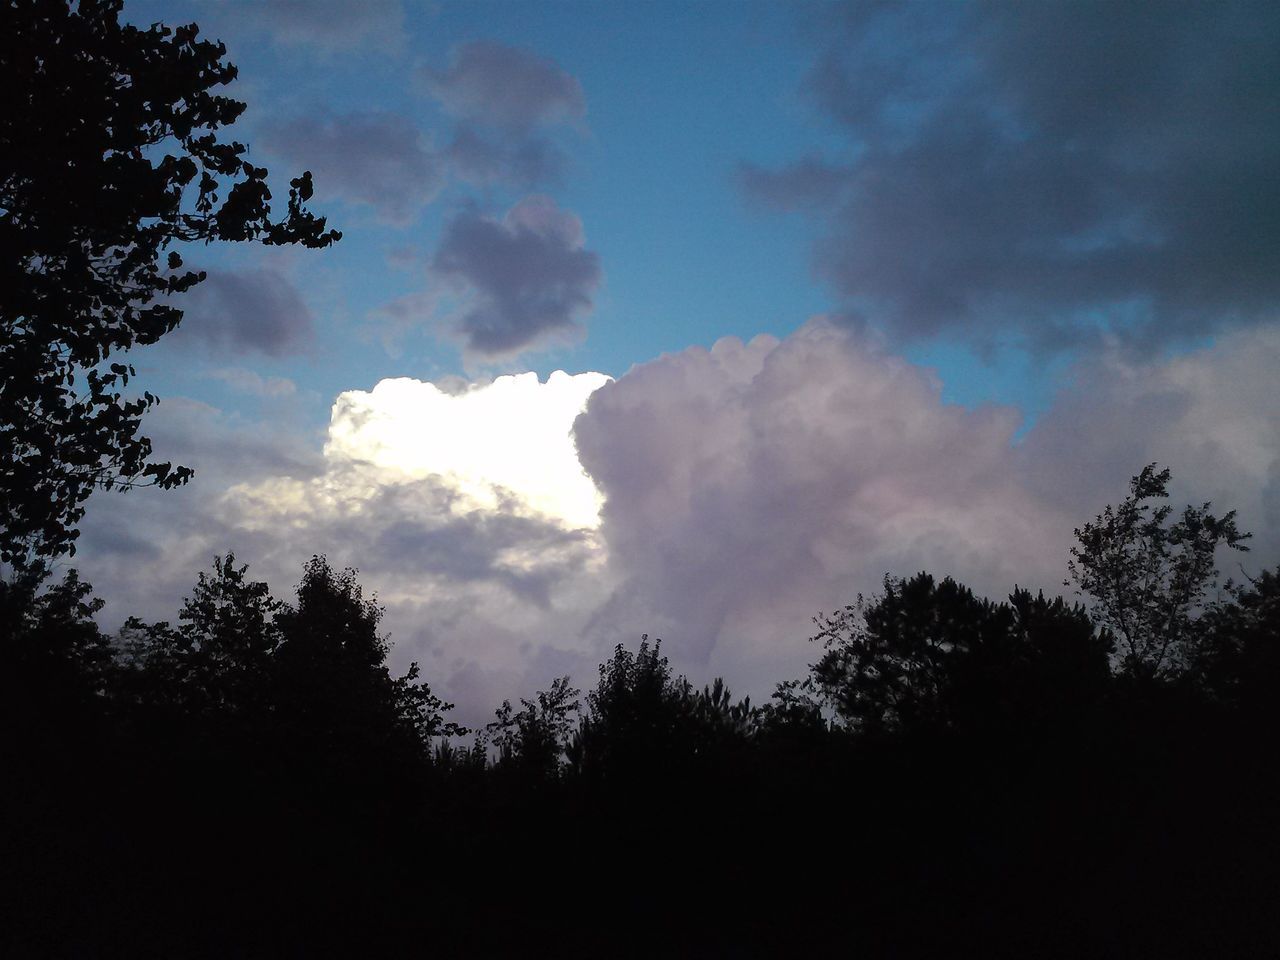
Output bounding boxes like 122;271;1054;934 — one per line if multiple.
2;470;1278;957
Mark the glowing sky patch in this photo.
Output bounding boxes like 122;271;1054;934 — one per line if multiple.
325;370;612;529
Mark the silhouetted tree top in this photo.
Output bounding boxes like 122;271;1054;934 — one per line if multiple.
572;637;691;778
0;566;112;742
1193;566;1280;712
0;0;340;568
1068;463;1250;681
796;572;1110;735
486;675;581;780
273;556;465;751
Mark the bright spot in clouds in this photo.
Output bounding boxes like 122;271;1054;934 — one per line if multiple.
326;370;612;528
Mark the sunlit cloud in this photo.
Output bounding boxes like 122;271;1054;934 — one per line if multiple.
325;370;611;529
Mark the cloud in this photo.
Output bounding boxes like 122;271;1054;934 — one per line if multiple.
573;320;1061;682
203;368;297;398
258;111;446;225
430;196;602;359
422;41;586;133
325;371;611;528
443;123;567;189
72;372;613;729
421;42;586;188
70;326;1278;725
242;0;406;54
743;1;1280;349
1020;325;1280;538
173;269;314;357
573;320;1280;688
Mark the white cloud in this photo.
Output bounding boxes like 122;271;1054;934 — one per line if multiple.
324;370;611;529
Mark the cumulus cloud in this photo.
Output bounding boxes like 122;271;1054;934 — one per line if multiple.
71;326;1279;723
430;196;602;359
73;372;613;728
242;0;406;54
1020;326;1280;538
173;269;314;357
574;321;1062;682
325;371;611;528
573;320;1280;689
743;1;1280;349
258;111;446;225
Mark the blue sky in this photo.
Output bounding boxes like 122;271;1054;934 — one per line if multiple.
81;0;1278;722
125;0;1082;424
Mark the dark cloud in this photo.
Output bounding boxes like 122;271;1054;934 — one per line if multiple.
422;41;586;133
175;269;314;357
243;0;405;53
744;1;1280;349
738;156;852;212
421;42;585;189
444;123;567;189
332;484;595;609
258;111;445;225
431;196;601;358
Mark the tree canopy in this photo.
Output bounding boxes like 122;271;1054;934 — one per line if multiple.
799;572;1111;735
1;466;1277;955
0;0;339;568
1068;463;1251;680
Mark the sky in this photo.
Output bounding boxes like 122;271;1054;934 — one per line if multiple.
68;0;1280;726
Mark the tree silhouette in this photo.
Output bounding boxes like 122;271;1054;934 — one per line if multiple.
486;675;581;780
272;556;463;770
179;553;281;716
570;637;692;779
806;573;989;733
0;567;111;750
1192;566;1280;715
0;0;340;567
1068;464;1250;680
802;572;1111;736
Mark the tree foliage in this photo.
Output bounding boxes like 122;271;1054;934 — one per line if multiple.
2;520;1279;954
179;552;281;712
486;675;581;779
273;556;465;756
1192;567;1280;713
0;0;340;567
801;572;1111;735
1068;463;1250;680
571;637;692;778
0;566;111;724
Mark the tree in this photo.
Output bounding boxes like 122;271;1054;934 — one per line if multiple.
0;567;112;753
569;637;693;779
805;573;996;734
1068;464;1251;681
1191;566;1280;714
799;572;1111;735
0;0;340;567
486;676;581;780
272;556;463;764
178;553;281;714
